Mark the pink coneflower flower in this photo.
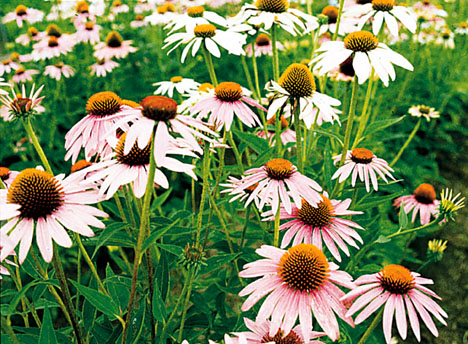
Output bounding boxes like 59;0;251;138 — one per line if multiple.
256;115;296;146
15;27;45;46
393;183;440;225
228;158;322;214
64;91;130;163
32;36;74;61
0;59;20;77
319;5;359;36
332;148;395;192
93;31;137;60
263;192;363;261
90;59;120;77
245;33;284;57
12;67;39;84
110;96;217;161
0;167;20;188
44;63;75;81
231;318;326;344
131;15;148;28
341;264;447;343
190;82;265;131
221;177;265;208
0;83;45;120
111;0;130;15
239;244;355;342
10;52;32;64
74;22;101;44
0;168;107;263
78;133;197;198
0;233;17;279
2;5;44;28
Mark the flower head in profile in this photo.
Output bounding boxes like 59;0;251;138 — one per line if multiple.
408;105;439;122
267;63;341;129
226;158;322;214
348;0;417;36
427;239;447;262
153;77;200;98
263;192;363;261
110;95;218;165
439;188;465;221
64;91;130;163
144;3;177;26
341;264;447;343
332;148;395;192
239;244;355;341
455;21;468;35
245;33;284;57
0;83;44;120
44;63;75;81
393;183;440;225
312;30;413;86
12;67;40;84
90;59;119;77
238;0;318;36
2;5;44;27
94;31;137;60
257;115;296;146
165;5;228;33
0;168;107;263
164;23;247;63
230;318;326;344
74;22;101;44
190;81;265;131
319;5;358;36
0;58;20;77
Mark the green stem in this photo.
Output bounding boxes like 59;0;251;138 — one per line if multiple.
202;44;218;86
176;268;196;342
332;0;346;41
275;112;282;156
251;43;263;102
21;117;53;174
1;316;20;344
124;186;137;228
273;205;280;247
386;217;439;239
195;144;211;245
241;54;255;96
114;193;127;223
240;205;251;248
211;130;227;197
271;24;280;81
352;74;375;149
357;308;384;344
227;130;245;173
292;98;304;173
389;118;421;167
122;134;157;344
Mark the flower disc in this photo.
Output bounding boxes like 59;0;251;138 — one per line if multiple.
215;82;243;102
265;159;295;180
414;183;436;204
279;63;316;98
378;264;415;294
86;91;122;117
344;31;379;52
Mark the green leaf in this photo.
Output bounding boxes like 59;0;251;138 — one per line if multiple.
7;280;39;315
312;129;343;146
356;191;404;210
92;222;131;259
152;282;167;322
155;252;170;301
200;253;241;275
151;188;172;210
142;219;181;252
69;280;120;318
38;305;57;344
399;201;408;229
362;116;406;138
375;235;391;244
155;243;184;256
234;129;269;154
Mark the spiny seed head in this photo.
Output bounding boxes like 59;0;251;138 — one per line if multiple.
265;159;295;180
76;1;89;13
321;5;339;24
194;24;216;38
378;264;415;294
115;133;151;166
0;167;10;181
344;31;379;52
278;243;330;292
170;76;183;83
71;160;92;173
7;169;64;219
256;33;271;46
198;83;214;92
372;0;395;11
256;0;289;13
106;31;123;47
178;242;207;270
28;27;38;36
16;5;27;16
140;95;178;121
215;82;243;102
187;6;205;17
297;197;333;227
261;329;303;344
47;24;62;38
86;91;122;117
414;183;436;204
350;148;374;164
279;63;316;98
48;36;59;47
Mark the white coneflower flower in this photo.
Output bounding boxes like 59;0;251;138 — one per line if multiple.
153;76;200;98
312;30;413;86
408;105;439;121
165;5;227;33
